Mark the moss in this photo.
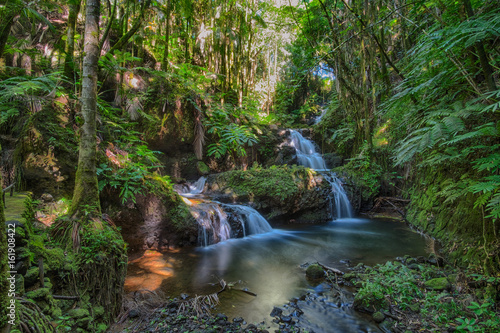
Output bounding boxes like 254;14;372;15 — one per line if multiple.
306;264;325;279
43;247;65;271
197;161;211;175
146;175;196;231
372;311;385;323
25;287;51;300
406;168;499;273
218;165;315;201
424;277;451;291
68;308;90;319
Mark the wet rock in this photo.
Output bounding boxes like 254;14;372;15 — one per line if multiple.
181;293;190;300
129;309;140;318
40;193;54;202
216;313;228;321
424;277;451;291
306;264;325;279
270;307;283;317
233;317;244;324
280;315;292;323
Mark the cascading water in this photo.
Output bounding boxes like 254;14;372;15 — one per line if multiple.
226;204;273;237
188;176;206;194
179;177;273;246
324;173;353;219
288;130;353;219
289;130;327;170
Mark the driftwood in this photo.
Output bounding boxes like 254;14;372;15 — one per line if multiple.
317;262;344;275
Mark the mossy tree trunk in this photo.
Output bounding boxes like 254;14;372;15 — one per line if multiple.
69;0;101;218
63;0;81;83
0;144;9;332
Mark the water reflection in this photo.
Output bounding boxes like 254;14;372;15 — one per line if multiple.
126;218;427;328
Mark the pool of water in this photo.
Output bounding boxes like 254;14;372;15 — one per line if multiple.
125;218;427;330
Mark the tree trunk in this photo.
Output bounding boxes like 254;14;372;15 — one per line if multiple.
63;1;81;81
69;0;101;218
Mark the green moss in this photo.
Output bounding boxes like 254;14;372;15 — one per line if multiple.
220;165;314;201
197;161;211;175
68;308;90;319
406;168;498;272
146;175;196;231
25;288;51;300
424;278;451;291
373;311;385;323
306;264;325;279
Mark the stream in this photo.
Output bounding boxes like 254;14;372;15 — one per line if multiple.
124;130;428;332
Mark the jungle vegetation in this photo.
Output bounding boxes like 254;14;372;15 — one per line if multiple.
0;0;498;331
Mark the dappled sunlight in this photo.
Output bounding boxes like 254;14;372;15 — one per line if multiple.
125;250;177;291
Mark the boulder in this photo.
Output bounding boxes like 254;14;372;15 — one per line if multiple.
424;277;451;291
205;166;331;224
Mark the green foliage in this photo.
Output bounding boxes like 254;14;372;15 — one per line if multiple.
355;261;500;332
77;225;127;266
204;102;259;160
21;195;39;235
336;144;382;201
97;143;165;204
0;72;62;127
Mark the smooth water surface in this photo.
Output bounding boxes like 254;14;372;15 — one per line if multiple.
126;218;427;329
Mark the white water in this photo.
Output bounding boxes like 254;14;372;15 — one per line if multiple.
288;129;353;219
227;204;273;237
289;130;327;170
179;178;273;246
192;202;232;247
325;174;353;219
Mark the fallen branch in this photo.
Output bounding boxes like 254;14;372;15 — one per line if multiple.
317;262;344;275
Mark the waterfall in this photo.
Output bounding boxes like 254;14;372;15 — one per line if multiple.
289;130;327;170
178;178;273;246
324;174;353;219
191;202;231;247
188;176;206;195
227;204;273;237
288;129;353;219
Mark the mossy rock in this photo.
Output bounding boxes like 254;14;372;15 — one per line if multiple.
306;264;325;279
424;277;451;291
68;308;90;319
197;161;211;175
44;247;65;271
93;306;105;318
372;311;385;323
24;266;40;288
25;287;50;300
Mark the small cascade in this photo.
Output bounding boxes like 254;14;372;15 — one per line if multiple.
289;130;327;170
178;178;273;246
227;204;273;237
324;174;353;219
288;129;353;219
179;176;206;196
190;202;231;247
314;107;327;124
